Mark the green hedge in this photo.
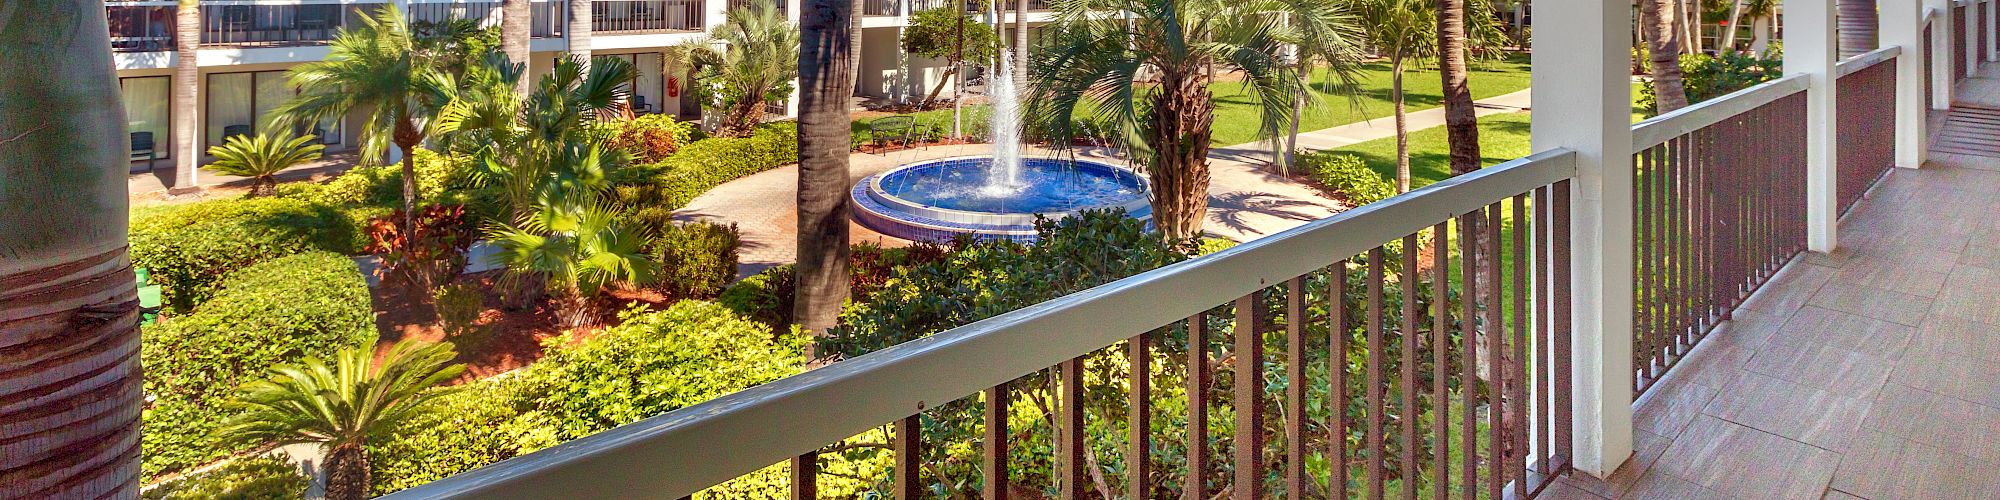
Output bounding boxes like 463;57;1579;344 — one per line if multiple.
651;222;742;300
369;301;806;495
1299;151;1396;206
276;148;475;209
129;197;371;311
142;456;308;500
611;122;799;213
140;251;375;480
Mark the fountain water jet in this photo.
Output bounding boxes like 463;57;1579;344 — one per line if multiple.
982;49;1024;196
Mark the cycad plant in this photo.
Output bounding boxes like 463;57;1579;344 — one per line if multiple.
674;0;799;137
202;132;325;196
432;54;637;216
214;339;465;500
273;5;451;228
1029;0;1363;241
487;200;656;328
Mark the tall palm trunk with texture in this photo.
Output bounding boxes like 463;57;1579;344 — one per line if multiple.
849;0;863;93
569;0;593;65
797;0;856;339
1642;0;1691;112
503;0;534;96
1838;0;1880;58
0;2;143;497
1147;69;1215;241
1439;0;1498;383
394;117;422;229
1391;54;1411;192
174;0;201;191
1015;0;1028;84
1722;0;1745;52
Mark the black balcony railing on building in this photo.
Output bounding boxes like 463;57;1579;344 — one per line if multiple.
726;0;787;17
408;1;566;38
107;5;175;52
199;4;358;47
594;0;705;33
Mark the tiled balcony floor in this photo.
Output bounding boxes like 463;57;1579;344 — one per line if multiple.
1545;89;2000;500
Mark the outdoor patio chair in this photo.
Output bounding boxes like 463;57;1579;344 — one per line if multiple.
130;131;157;173
867;115;915;153
633;95;654;114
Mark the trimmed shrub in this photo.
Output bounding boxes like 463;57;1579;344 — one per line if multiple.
129;196;366;310
610;122;799;213
651;222;742;300
716;242;952;329
601;114;697;164
140;251;375;480
1300;151;1396;206
286;148;475;208
141;456;308;500
718;264;793;327
368;301;805;495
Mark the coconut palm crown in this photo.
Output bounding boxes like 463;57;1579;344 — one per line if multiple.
1027;0;1364;241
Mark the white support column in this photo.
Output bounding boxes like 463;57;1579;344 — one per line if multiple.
1531;0;1633;479
1988;0;1998;61
1790;0;1840;252
1934;3;1954;110
1968;0;1983;76
1887;0;1932;168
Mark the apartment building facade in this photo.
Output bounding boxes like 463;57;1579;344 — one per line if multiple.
106;0;1050;182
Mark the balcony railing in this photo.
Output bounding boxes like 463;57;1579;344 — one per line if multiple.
1628;74;1811;395
1835;47;1901;214
726;0;787;17
106;5;175;52
387;149;1581;498
199;4;358;47
408;1;567;38
593;0;705;33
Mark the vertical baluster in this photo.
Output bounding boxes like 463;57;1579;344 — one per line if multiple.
1365;249;1386;499
895;415;921;499
1554;180;1574;467
1285;277;1306;499
1637;144;1654;391
1534;187;1551;475
1331;260;1350;500
1186;314;1209;499
1458;210;1480;499
791;452;817;499
1398;234;1418;500
1511;195;1530;497
1669;129;1685;357
1486;203;1504;500
1129;331;1151;500
1234;293;1264;499
984;384;1009;499
1061;358;1085;500
1431;222;1451;499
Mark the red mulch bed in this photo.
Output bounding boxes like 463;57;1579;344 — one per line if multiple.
369;271;676;383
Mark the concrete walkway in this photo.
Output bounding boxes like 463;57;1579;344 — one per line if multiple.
674;89;1534;275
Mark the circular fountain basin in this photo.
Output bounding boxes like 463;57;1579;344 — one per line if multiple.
852;156;1152;243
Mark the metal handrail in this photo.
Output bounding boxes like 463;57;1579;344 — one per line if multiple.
1631;74;1809;150
1837;46;1904;77
384;148;1579;499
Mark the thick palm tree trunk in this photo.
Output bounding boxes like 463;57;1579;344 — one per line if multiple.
394;119;422;228
797;0;856;339
173;0;201;191
323;442;372;500
503;0;534;96
1439;0;1500;384
1147;70;1214;241
1838;0;1880;58
568;0;593;66
848;0;863;93
0;3;143;497
1642;0;1692;111
1014;0;1028;85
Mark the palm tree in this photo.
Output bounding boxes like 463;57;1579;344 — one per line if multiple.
1838;0;1879;58
796;0;857;338
569;0;593;65
0;2;141;495
203;132;327;196
502;0;533;97
274;5;448;228
1640;0;1691;112
1015;0;1029;84
681;2;801;137
1276;0;1366;174
214;340;465;500
434;54;636;215
173;0;201;192
1029;0;1329;241
488;200;656;327
1353;0;1436;192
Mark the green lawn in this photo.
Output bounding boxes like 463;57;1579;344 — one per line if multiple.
1207;54;1535;146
